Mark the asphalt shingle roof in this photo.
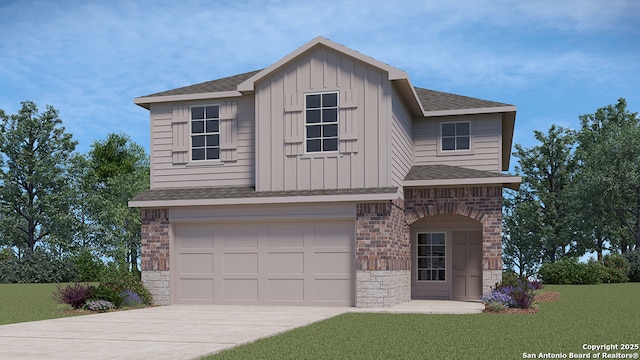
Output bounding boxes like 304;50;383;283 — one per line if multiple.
143;70;262;97
404;165;515;181
131;186;398;202
414;87;512;112
138;71;512;112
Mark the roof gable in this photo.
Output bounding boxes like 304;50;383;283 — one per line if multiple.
237;36;409;93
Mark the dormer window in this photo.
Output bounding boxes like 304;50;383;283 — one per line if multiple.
305;92;339;153
441;121;470;151
191;105;220;161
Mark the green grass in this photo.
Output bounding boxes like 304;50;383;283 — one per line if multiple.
208;283;640;360
0;283;87;325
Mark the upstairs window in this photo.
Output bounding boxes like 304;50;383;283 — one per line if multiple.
305;92;338;153
441;121;470;151
191;105;220;161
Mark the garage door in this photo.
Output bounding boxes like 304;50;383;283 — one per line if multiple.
173;220;354;306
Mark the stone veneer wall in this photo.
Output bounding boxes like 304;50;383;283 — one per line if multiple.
404;186;503;296
356;270;411;307
140;208;170;305
355;199;411;307
142;271;170;305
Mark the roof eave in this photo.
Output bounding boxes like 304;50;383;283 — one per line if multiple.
394;80;426;116
128;191;398;208
423;105;517;117
403;176;522;190
134;91;243;109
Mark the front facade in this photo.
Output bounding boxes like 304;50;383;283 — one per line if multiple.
130;37;520;307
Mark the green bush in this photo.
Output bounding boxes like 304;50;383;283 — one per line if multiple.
624;249;640;282
499;271;522;288
73;249;106;282
0;249;78;283
90;284;124;308
602;253;630;283
100;263;152;306
0;248;15;261
538;257;605;285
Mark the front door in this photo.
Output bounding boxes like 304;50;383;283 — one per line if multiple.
452;231;482;300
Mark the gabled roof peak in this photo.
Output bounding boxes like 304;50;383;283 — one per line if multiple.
236;36;409;93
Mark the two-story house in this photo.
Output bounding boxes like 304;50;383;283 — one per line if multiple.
130;36;520;307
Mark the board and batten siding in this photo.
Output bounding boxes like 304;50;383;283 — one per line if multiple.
390;87;414;190
413;114;502;172
255;46;391;192
149;96;255;189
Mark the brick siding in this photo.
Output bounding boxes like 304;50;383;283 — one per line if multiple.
355;199;411;271
140;208;170;271
404;186;503;271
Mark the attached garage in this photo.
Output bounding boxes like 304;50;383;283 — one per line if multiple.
173;220;355;306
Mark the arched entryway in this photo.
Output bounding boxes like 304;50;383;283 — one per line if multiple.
410;214;483;300
403;186;504;300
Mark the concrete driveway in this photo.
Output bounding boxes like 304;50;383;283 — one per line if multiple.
0;305;349;360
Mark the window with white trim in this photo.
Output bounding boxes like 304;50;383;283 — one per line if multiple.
191;105;220;161
417;233;446;281
305;92;338;153
441;121;470;151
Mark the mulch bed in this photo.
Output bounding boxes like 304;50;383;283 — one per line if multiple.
484;291;560;314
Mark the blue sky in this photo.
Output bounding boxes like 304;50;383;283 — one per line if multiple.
1;0;639;166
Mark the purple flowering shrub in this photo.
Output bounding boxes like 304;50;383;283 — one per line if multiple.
52;283;94;310
85;299;115;312
481;289;514;311
119;289;143;307
482;275;544;310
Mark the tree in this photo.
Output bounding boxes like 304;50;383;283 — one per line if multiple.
511;125;582;263
502;192;544;277
575;98;640;252
0;101;77;252
85;133;149;270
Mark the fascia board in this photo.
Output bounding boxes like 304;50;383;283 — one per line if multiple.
403;176;522;188
424;106;517;117
134;91;243;109
128;192;398;208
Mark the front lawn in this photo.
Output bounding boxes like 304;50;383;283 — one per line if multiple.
0;283;84;325
209;283;640;359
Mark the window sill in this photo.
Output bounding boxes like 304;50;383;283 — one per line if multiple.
185;160;224;167
299;152;341;160
436;149;474;157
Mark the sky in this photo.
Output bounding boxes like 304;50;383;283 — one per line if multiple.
1;0;639;168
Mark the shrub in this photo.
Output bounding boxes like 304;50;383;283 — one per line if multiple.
602;253;630;283
0;249;78;283
120;289;143;307
90;284;124;308
483;276;541;310
499;271;521;288
74;249;106;282
503;279;537;308
100;263;152;306
0;247;15;261
85;299;115;312
481;288;514;311
624;249;640;282
538;257;605;285
52;283;94;309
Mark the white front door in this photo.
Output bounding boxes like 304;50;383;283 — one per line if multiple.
452;231;482;300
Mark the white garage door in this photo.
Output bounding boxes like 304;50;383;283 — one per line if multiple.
173;220;354;306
